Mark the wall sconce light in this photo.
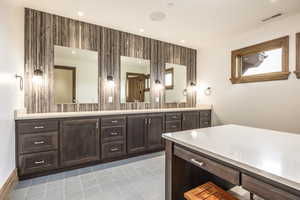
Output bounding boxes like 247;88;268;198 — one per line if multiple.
155;80;163;90
15;74;23;91
188;82;197;92
204;87;212;96
32;69;43;84
107;75;115;88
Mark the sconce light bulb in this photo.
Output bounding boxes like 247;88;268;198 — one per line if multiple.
204;87;212;96
32;69;43;84
188;82;197;92
107;75;115;88
155;80;163;90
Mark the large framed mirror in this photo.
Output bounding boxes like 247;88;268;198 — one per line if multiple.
165;63;187;103
54;46;98;104
231;36;289;84
120;56;151;103
295;33;300;78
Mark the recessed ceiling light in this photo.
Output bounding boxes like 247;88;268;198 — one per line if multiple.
150;11;166;21
139;28;145;33
71;50;76;54
77;11;84;17
167;2;174;8
180;40;186;44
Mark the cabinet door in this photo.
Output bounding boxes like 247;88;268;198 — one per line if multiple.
182;111;200;130
127;115;147;154
60;119;100;167
147;114;164;150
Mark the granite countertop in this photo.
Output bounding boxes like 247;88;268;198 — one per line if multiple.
163;124;300;191
15;105;212;120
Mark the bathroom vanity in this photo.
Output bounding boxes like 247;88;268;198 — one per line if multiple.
15;107;211;179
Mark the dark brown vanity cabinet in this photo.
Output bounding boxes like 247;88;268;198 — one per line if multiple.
182;111;200;130
127;114;164;154
101;116;127;160
60;119;100;167
16;109;211;179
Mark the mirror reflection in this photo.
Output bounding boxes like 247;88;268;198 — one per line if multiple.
241;48;282;76
54;46;98;104
120;56;150;103
165;63;187;103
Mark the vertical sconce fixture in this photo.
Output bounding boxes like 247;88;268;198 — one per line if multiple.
32;69;43;84
188;82;197;92
155;79;163;90
204;87;212;96
107;75;115;88
15;74;23;91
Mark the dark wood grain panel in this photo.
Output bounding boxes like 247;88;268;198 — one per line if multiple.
19;132;58;154
102;141;126;160
242;174;300;200
174;145;240;185
24;8;197;113
19;151;58;176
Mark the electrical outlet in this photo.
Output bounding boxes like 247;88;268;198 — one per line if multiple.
108;96;113;103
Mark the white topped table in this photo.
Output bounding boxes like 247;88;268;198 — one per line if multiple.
163;125;300;200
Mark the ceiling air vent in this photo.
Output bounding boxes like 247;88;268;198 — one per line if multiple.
262;13;283;22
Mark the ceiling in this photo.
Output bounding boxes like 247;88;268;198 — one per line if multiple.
9;0;300;49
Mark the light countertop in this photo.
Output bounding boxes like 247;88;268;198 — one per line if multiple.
15;105;212;120
162;124;300;191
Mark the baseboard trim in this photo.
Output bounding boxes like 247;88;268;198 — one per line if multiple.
0;169;18;200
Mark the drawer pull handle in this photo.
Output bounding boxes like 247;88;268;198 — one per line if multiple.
171;125;177;128
34;160;45;165
110;132;119;136
191;159;204;167
34;126;44;129
110;148;120;152
172;116;177;119
34;141;45;145
111;120;118;123
204;122;209;124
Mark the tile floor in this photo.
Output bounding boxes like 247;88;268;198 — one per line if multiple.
10;152;165;200
10;151;262;200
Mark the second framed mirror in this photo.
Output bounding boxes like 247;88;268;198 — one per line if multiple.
120;56;151;103
165;63;187;104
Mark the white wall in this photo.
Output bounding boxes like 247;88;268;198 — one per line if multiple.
197;13;300;134
0;2;24;188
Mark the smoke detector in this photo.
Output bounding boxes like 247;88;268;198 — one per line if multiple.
150;11;166;21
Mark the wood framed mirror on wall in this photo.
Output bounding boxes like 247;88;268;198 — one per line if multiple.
231;36;290;84
295;33;300;78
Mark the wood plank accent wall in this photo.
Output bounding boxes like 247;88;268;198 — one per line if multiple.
24;8;197;113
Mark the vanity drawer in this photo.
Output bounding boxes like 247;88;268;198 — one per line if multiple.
166;121;182;132
174;145;239;185
19;132;58;154
101;116;126;127
165;112;182;121
18;121;58;134
200;120;211;128
200;110;211;118
19;151;58;175
102;141;126;159
242;174;300;200
101;126;126;143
